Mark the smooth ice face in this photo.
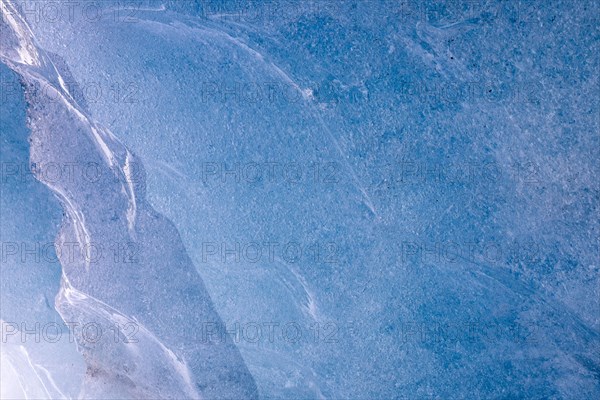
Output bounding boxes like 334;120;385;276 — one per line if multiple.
1;0;599;399
1;1;257;398
0;60;85;399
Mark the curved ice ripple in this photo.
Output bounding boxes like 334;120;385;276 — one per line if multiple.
1;1;258;398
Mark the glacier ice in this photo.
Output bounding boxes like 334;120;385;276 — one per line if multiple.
1;0;599;399
1;0;257;398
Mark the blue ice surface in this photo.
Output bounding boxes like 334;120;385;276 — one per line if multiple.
1;0;599;399
0;62;85;399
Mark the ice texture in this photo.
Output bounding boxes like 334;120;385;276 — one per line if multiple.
1;0;599;399
0;60;85;400
1;0;257;398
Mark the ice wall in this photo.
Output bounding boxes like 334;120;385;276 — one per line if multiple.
1;0;599;399
1;0;258;398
